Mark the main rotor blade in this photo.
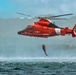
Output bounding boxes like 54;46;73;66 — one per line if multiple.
49;13;73;18
17;12;73;20
49;17;67;20
17;12;31;17
32;13;73;19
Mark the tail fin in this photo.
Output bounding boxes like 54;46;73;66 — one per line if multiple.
72;24;76;37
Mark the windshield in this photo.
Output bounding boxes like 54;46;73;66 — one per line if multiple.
49;23;61;28
25;25;34;33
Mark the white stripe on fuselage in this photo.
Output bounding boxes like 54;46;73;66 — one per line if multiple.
55;28;61;35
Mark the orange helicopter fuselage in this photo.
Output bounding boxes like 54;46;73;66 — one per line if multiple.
18;18;76;38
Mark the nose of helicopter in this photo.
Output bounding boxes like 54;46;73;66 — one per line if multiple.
17;31;22;35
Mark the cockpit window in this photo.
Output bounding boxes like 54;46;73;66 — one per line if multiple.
49;23;61;28
25;25;34;33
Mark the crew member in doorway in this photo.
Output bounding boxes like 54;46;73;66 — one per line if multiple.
42;44;48;56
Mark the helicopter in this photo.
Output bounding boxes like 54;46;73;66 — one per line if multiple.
17;13;76;38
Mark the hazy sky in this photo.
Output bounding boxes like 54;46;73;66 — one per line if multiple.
0;0;76;18
0;0;76;58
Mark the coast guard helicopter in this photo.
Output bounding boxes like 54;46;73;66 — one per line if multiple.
17;13;76;38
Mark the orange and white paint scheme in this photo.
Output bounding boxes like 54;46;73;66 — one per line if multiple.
18;18;76;38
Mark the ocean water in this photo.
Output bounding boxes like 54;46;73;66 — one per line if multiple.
0;61;76;75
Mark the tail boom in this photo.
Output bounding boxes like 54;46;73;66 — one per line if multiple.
61;24;76;37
